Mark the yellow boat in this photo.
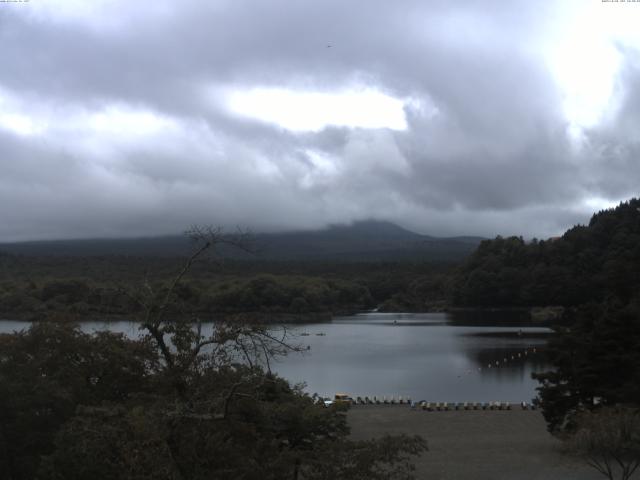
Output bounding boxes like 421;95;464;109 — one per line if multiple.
334;393;353;405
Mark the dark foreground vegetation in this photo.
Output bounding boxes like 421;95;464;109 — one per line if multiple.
0;321;426;480
0;232;426;480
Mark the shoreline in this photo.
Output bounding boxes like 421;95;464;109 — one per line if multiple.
0;310;335;324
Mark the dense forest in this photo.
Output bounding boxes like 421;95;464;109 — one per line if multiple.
534;298;640;433
452;198;640;308
0;255;453;320
505;199;640;434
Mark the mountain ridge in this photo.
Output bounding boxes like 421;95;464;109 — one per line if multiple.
0;220;484;262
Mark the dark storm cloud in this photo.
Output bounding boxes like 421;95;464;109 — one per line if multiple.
0;0;638;241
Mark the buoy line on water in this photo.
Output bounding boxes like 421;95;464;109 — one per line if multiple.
460;345;541;378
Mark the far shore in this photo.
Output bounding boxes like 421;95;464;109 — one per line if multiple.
0;305;566;326
0;311;335;324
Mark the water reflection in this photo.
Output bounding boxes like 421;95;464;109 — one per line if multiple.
332;312;449;327
448;309;535;326
0;320;31;334
277;312;552;402
0;312;553;402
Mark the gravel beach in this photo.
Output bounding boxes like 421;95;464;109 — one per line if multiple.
348;405;608;480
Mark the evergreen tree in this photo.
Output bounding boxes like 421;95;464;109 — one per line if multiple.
533;299;640;433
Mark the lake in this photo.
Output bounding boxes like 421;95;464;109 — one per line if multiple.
0;312;551;403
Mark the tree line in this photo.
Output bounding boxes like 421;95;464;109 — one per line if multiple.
451;199;640;308
0;275;375;320
0;254;453;320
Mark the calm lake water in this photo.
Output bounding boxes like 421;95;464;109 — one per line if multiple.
0;312;551;403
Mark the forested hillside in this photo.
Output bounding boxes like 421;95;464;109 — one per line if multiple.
0;221;482;262
452;198;640;307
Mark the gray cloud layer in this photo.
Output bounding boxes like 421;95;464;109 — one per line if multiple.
0;0;638;241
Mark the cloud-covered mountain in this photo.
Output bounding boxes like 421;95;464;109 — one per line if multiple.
0;221;483;262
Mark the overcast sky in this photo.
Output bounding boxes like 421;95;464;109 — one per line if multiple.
1;0;639;241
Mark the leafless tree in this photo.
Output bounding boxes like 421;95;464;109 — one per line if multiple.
565;407;640;480
121;226;302;398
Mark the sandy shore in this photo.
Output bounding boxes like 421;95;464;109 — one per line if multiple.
348;405;607;480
